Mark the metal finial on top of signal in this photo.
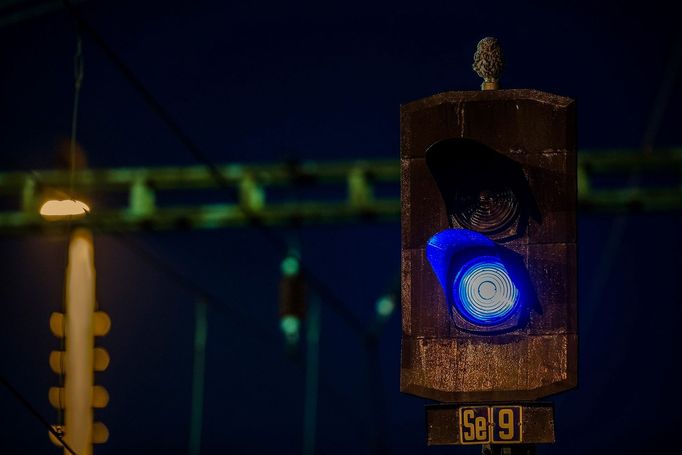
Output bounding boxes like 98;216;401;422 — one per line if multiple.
473;37;504;90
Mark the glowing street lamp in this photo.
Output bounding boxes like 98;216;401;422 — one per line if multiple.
39;199;90;219
39;138;91;220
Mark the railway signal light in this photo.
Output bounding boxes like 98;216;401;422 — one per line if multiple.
400;39;577;411
279;254;306;348
426;229;532;330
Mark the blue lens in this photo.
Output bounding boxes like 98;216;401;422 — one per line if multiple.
453;256;519;325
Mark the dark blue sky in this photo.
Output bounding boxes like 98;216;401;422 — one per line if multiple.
1;0;680;453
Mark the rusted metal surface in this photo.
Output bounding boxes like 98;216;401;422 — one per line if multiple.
400;89;577;402
426;402;555;446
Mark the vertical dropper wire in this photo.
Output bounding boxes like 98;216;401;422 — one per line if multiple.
69;34;84;197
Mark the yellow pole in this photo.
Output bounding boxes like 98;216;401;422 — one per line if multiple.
64;228;95;455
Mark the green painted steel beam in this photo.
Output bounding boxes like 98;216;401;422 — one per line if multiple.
0;160;399;193
578;148;682;172
0;150;679;233
0;201;401;234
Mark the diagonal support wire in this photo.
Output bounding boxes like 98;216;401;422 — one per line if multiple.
60;0;368;338
0;374;78;455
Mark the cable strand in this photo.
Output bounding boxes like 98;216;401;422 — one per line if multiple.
0;374;78;455
60;0;368;337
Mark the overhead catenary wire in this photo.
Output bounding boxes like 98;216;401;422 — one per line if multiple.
53;0;382;440
60;0;368;338
68;33;84;195
15;3;389;447
9;190;371;445
0;374;78;455
99;228;371;440
104;230;280;344
17;161;371;440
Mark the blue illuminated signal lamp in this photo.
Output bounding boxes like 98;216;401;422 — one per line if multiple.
453;256;519;325
426;229;521;326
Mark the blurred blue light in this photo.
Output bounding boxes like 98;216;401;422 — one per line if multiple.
453;256;519;325
426;229;495;291
426;229;525;328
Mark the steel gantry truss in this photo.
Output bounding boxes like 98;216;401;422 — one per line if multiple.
0;149;680;234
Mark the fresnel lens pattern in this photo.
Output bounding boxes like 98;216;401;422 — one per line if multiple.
452;256;519;325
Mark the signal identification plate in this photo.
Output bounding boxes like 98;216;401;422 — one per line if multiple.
458;406;523;444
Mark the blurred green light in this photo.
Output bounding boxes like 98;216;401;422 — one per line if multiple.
376;295;395;318
281;256;300;277
280;315;301;336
